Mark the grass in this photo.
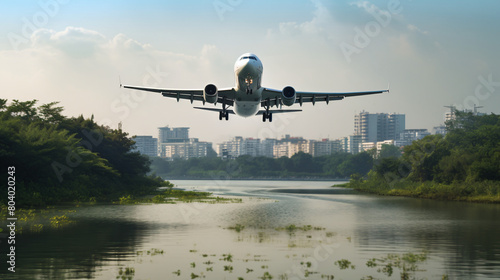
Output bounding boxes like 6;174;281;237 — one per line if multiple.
116;189;242;204
343;177;500;204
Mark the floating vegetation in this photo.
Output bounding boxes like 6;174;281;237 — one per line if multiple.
114;189;242;204
224;265;233;272
49;215;73;228
136;248;164;256
259;271;274;280
172;269;181;276
227;224;246;232
274;224;326;237
117;267;135;280
190;262;196;268
30;224;43;232
365;252;428;279
118;195;134;204
334;259;355;270
220;253;233;262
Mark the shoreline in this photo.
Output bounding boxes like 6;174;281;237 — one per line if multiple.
164;177;349;182
338;181;500;204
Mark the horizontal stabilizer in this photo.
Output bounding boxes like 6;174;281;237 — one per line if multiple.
256;109;302;115
193;107;235;115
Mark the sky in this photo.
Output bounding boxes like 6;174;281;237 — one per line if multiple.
1;0;499;144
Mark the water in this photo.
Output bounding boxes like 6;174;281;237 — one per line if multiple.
2;180;500;279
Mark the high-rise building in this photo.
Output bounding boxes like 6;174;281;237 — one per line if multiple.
311;139;342;157
157;126;212;159
354;111;405;142
260;138;277;158
158;126;189;143
159;138;212;159
132;136;158;157
395;129;430;147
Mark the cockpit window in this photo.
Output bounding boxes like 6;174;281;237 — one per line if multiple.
240;56;257;61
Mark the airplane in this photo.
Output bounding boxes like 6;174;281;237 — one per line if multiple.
122;53;388;122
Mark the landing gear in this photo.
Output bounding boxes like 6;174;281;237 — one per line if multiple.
262;98;273;122
246;88;253;94
219;97;229;121
262;110;273;122
219;109;229;121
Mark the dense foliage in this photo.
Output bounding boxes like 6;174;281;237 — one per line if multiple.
349;111;500;202
0;99;166;207
150;150;374;179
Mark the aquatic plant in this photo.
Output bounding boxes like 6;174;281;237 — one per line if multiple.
49;215;73;228
228;224;245;232
147;248;164;256
221;253;233;262
118;195;134;204
366;252;428;279
172;269;181;276
334;259;355;270
224;265;233;272
117;267;135;280
259;271;273;279
30;224;43;232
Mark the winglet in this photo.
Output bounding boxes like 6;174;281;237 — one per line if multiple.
387;83;390;93
119;76;123;88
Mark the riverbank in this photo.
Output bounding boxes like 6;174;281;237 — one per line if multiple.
339;179;500;204
163;176;348;181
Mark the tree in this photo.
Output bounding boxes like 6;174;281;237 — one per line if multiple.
379;144;402;159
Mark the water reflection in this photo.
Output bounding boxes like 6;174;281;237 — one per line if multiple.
1;180;499;279
0;217;149;279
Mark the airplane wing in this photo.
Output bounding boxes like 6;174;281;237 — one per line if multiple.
122;85;236;106
261;87;388;107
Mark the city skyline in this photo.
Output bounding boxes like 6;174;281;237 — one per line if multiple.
2;1;499;144
135;109;454;159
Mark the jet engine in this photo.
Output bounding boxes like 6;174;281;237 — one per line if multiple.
281;86;296;106
203;84;218;104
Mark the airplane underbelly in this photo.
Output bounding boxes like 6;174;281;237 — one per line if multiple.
234;101;259;117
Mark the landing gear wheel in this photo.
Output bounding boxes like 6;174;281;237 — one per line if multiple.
262;113;266;122
219;111;223;120
269;113;272;122
225;112;229;121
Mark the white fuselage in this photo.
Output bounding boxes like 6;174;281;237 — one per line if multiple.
233;53;264;117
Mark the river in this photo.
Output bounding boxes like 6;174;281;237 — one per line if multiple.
2;180;499;279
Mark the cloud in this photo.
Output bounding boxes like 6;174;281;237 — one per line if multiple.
273;0;333;37
31;27;106;58
407;24;428;35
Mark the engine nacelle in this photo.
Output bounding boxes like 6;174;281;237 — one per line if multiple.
203;84;218;104
281;86;296;106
